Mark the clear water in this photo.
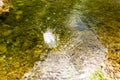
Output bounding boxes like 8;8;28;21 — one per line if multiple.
0;0;120;79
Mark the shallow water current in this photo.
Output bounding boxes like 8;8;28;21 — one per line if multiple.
0;0;120;80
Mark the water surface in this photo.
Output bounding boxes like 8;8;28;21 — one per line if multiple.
0;0;120;79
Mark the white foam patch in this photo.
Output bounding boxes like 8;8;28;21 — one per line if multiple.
43;30;57;48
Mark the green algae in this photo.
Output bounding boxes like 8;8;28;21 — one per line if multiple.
0;0;77;79
90;69;107;80
90;69;114;80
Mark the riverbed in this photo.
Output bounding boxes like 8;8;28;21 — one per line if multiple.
0;0;120;80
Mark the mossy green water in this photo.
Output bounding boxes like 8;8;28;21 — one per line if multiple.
0;0;77;79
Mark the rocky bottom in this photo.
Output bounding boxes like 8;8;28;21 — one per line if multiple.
21;29;108;80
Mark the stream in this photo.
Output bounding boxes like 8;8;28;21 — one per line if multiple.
0;0;120;80
22;5;108;80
